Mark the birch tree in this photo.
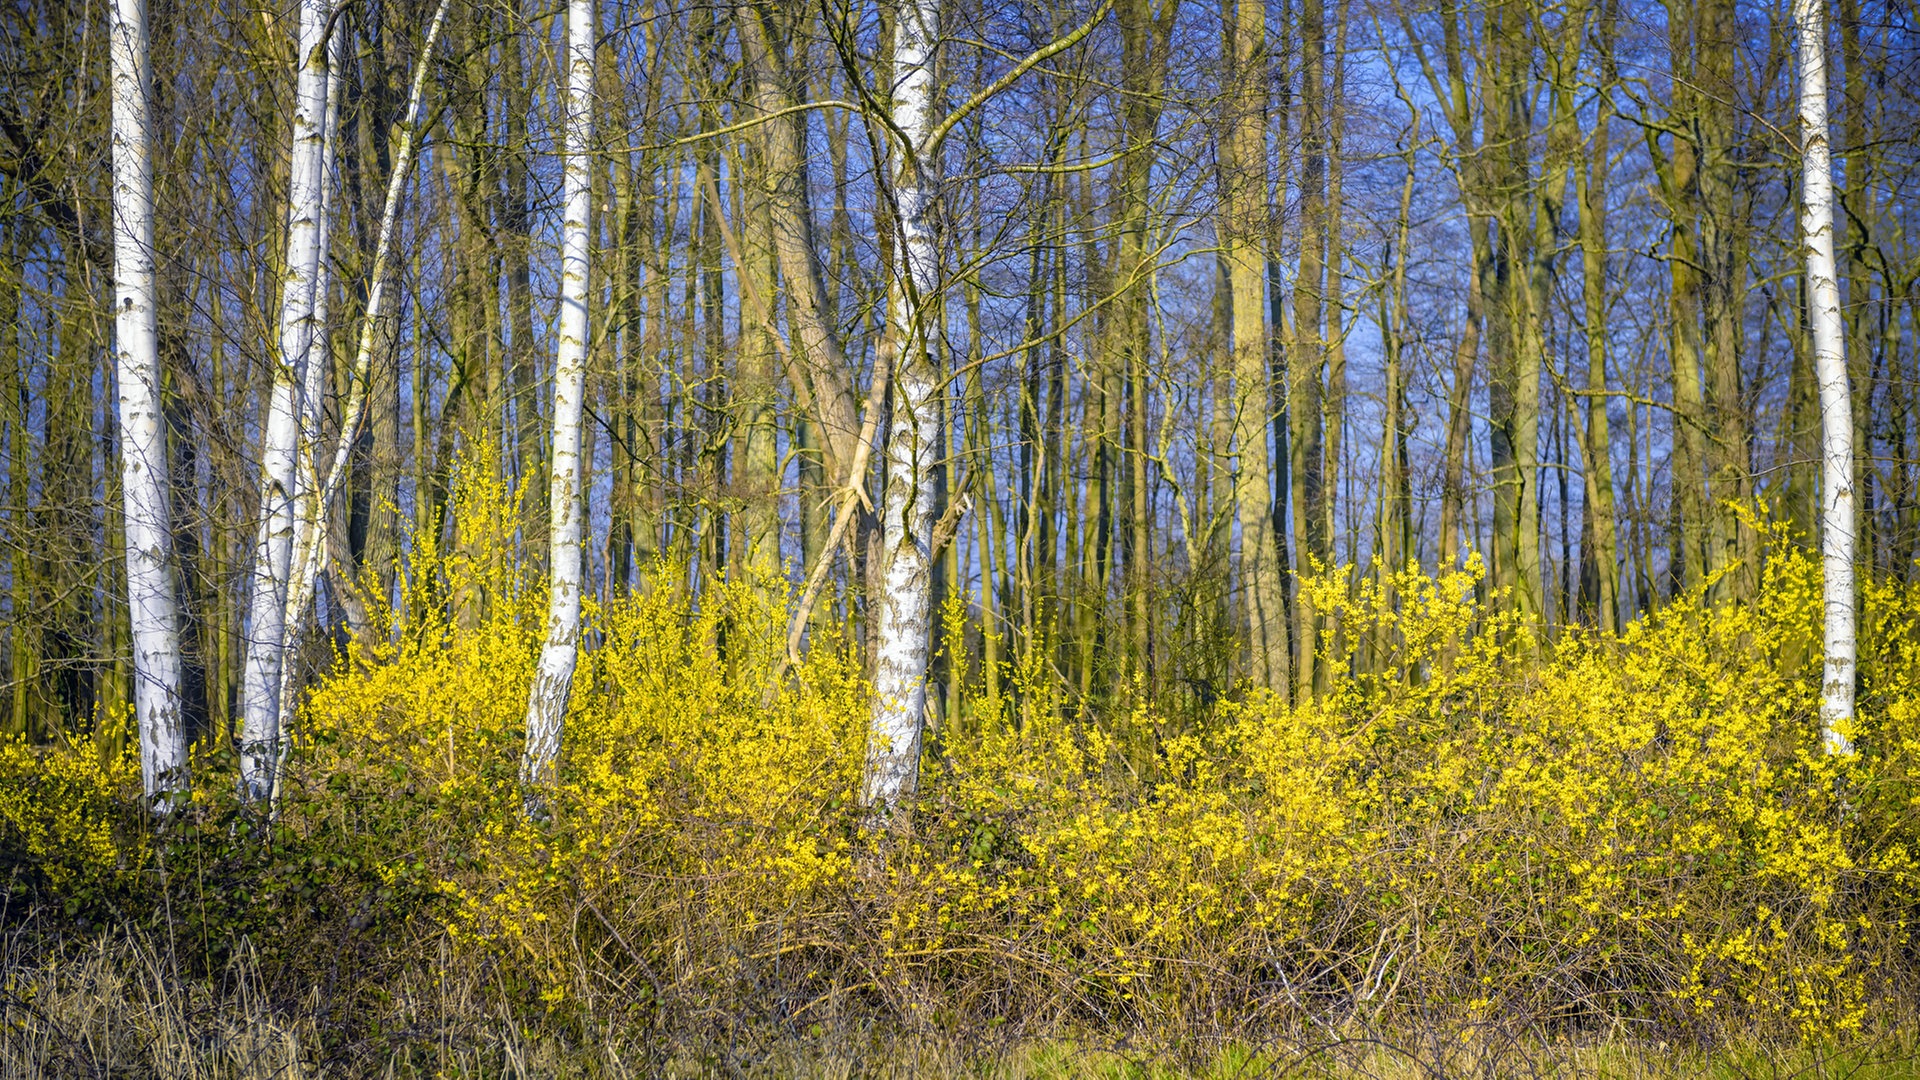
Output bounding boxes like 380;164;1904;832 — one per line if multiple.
279;0;453;749
238;0;336;803
108;0;185;803
862;0;943;817
861;0;1113;816
1795;0;1855;754
520;0;595;805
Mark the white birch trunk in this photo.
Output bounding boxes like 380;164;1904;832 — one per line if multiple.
862;0;941;818
1795;0;1856;755
520;0;595;805
278;0;451;754
272;29;342;773
108;0;186;803
239;0;334;802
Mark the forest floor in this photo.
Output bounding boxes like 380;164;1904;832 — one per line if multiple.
9;527;1920;1078
3;934;1917;1079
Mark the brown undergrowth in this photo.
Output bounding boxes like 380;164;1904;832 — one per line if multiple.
5;472;1920;1077
3;933;1918;1078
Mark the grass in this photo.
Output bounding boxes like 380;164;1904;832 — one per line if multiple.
9;516;1920;1077
4;934;1916;1079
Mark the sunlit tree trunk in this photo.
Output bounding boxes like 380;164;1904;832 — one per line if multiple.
1698;0;1754;601
1487;0;1542;624
1323;3;1350;571
2;221;28;740
735;3;863;483
1375;109;1416;605
277;29;343;763
858;0;1109;808
1651;0;1708;597
1222;0;1288;695
108;0;185;803
1574;0;1620;631
521;0;595;804
1517;0;1586;630
1290;0;1328;695
863;0;941;817
736;137;784;588
1794;0;1855;753
281;0;451;738
1114;0;1173;686
239;0;335;803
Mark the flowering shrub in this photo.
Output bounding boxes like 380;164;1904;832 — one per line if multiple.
0;724;142;910
4;472;1918;1050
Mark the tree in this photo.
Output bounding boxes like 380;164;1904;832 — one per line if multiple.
107;0;185;804
521;0;596;805
238;0;338;804
1794;0;1855;754
862;0;1113;816
1291;0;1329;691
281;0;454;734
1221;0;1288;695
862;0;943;817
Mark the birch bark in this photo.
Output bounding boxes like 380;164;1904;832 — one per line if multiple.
279;0;451;745
1794;0;1856;753
863;0;941;817
521;0;595;803
274;28;342;768
239;0;334;802
108;0;186;803
853;0;1109;812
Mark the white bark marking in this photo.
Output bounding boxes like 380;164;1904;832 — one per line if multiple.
862;0;942;818
521;0;595;804
239;0;335;803
1795;0;1856;755
108;0;186;803
278;0;451;770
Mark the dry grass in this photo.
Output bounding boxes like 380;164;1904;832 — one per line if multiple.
4;935;1915;1079
9;534;1920;1077
1;936;308;1080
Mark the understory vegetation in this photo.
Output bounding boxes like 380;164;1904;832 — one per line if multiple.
6;473;1920;1078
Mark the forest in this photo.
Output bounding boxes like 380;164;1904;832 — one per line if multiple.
3;0;1920;1073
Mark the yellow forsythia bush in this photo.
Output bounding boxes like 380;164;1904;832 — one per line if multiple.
0;725;142;906
5;464;1919;1045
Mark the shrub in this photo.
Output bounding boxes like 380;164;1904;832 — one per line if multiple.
4;468;1918;1067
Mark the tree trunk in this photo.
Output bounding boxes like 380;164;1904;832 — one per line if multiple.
109;0;187;803
1657;0;1707;596
239;0;335;803
1794;0;1856;753
1223;0;1288;695
737;139;784;588
283;0;451;724
863;0;941;817
1698;0;1754;600
2;219;28;740
735;2;864;483
1115;0;1172;687
1291;0;1328;695
1486;0;1543;624
1377;109;1416;608
521;0;595;805
1574;1;1620;631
